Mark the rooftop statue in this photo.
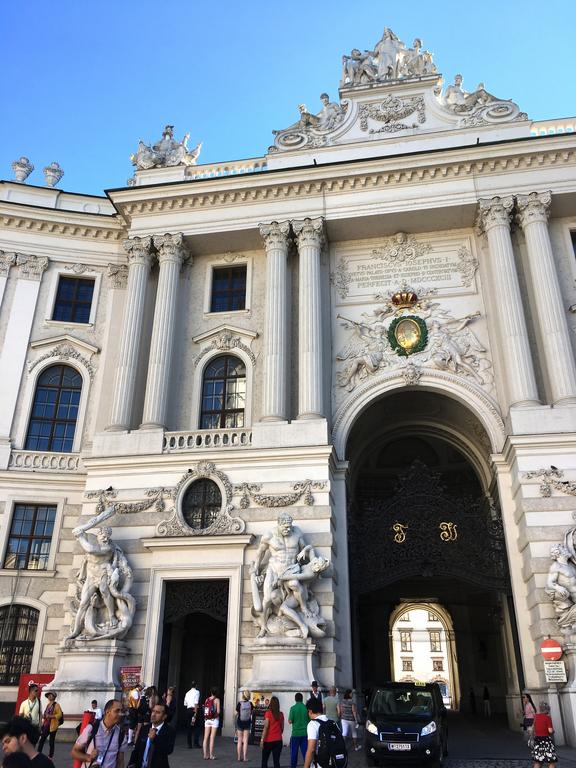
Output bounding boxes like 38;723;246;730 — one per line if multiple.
271;94;346;150
442;74;502;114
341;29;436;87
130;125;202;170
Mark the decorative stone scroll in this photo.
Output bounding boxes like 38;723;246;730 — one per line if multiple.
192;329;257;367
0;251;16;277
524;467;576;497
107;263;128;289
29;343;97;380
234;480;326;509
358;95;425;133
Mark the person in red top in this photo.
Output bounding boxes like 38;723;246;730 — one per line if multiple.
260;696;284;768
531;701;558;768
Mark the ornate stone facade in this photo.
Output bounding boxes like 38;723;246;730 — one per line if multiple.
1;24;576;745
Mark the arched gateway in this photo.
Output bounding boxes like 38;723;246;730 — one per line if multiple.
342;388;521;724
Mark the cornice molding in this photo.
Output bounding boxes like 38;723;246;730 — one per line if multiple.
116;147;576;217
0;211;125;241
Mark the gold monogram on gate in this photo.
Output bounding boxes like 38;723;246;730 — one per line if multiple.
392;522;408;543
439;522;458;542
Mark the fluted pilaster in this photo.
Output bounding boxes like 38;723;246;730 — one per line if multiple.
517;191;576;405
141;233;188;428
107;236;154;431
476;197;539;407
293;217;325;419
259;221;291;421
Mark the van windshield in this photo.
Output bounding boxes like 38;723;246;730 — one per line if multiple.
370;687;433;718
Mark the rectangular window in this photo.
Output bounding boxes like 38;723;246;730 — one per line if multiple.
4;504;57;570
402;659;413;672
429;631;442;652
210;266;247;312
400;631;412;652
52;277;95;323
400;612;410;621
0;605;39;685
428;612;439;622
432;660;444;671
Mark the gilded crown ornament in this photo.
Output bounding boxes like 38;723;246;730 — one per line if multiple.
391;289;418;310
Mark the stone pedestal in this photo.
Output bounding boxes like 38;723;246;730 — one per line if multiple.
48;640;128;721
246;639;318;724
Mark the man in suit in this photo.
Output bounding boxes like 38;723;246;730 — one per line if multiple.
128;703;175;768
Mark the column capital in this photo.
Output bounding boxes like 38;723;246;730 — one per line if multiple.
15;253;49;281
153;232;189;265
475;196;514;234
0;251;16;278
516;191;552;228
259;221;291;250
123;235;154;266
292;217;326;249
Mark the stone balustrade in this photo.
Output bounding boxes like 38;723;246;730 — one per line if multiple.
163;429;253;452
186;158;267;179
8;450;83;472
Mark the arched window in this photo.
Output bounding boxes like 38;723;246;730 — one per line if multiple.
200;355;246;429
25;365;82;452
0;604;39;685
182;479;222;529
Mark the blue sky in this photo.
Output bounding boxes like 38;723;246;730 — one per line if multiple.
1;0;574;196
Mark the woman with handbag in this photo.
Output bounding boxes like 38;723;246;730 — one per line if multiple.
531;701;558;768
37;691;63;759
522;693;536;747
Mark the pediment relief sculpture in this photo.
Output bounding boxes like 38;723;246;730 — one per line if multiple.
192;325;258;367
131;124;202;170
335;288;492;392
28;334;100;380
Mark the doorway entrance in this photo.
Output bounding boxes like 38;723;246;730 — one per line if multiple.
346;390;521;722
158;580;228;729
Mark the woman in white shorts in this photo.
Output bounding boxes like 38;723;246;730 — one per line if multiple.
203;686;221;760
338;689;361;751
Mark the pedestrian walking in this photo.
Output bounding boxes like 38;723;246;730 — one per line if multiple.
260;696;284;768
522;692;537;747
309;682;323;710
236;690;253;762
288;693;308;768
184;682;201;749
19;685;42;729
1;717;52;768
37;691;63;759
338;690;360;751
482;685;491;717
71;699;128;768
162;687;176;724
127;703;175;768
90;700;103;720
531;701;558;768
323;688;339;723
202;687;221;760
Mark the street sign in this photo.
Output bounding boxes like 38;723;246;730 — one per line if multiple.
544;660;567;683
540;638;563;661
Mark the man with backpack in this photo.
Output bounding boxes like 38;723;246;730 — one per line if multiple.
303;697;347;768
71;699;128;768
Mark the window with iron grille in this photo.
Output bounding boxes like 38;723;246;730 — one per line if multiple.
0;605;39;685
429;630;442;652
402;659;413;672
200;355;246;429
25;365;82;452
432;660;444;671
182;479;222;530
52;277;95;323
3;503;57;570
400;631;412;652
210;266;247;312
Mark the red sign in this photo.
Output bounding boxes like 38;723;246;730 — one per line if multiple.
119;666;141;708
15;673;55;714
540;639;563;661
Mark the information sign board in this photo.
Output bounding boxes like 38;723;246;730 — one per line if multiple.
544;660;567;683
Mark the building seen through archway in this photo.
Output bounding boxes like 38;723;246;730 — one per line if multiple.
346;390;522;722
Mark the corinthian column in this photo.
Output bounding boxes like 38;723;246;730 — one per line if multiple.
293;217;325;419
259;221;291;421
107;236;154;431
476;197;539;407
141;233;188;429
517;192;576;405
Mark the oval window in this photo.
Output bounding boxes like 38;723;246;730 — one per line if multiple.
182;479;222;529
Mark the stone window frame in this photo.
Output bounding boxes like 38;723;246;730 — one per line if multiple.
401;658;413;672
191;347;254;431
175;468;230;534
24;365;83;453
44;267;102;329
0;595;48;691
203;256;252;317
181;477;223;531
0;494;65;574
3;502;58;571
16;356;92;453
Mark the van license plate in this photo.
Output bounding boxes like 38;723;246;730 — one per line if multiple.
389;744;411;751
